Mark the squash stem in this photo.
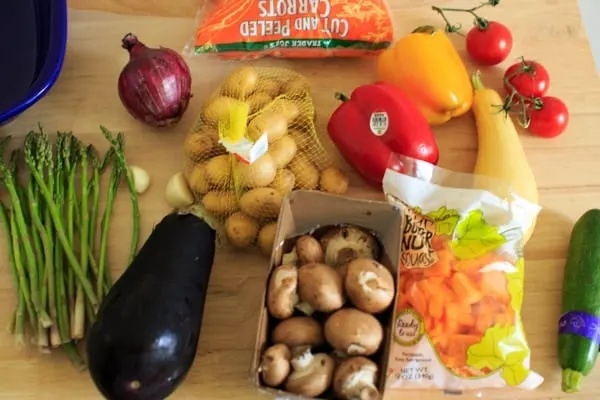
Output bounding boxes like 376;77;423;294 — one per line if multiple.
562;368;583;393
471;71;485;91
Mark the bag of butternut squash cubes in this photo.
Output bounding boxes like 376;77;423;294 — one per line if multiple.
381;154;544;394
183;66;349;253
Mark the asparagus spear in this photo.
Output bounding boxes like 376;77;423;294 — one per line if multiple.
73;145;91;339
0;136;51;329
23;133;99;309
97;148;120;299
53;134;71;344
100;126;140;265
23;133;60;348
0;202;26;346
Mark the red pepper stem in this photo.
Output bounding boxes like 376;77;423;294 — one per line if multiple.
335;92;350;102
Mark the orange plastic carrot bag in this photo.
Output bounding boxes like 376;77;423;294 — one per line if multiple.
185;0;395;59
382;154;544;393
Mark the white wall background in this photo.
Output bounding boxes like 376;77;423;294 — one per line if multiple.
580;0;600;72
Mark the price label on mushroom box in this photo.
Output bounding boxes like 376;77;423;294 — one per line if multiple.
193;0;395;58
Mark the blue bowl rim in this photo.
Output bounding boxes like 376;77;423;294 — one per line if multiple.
0;1;68;123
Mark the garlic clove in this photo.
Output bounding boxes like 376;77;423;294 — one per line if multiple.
165;171;195;209
129;165;151;194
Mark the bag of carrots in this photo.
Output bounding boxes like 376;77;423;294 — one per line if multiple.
382;154;544;393
183;66;348;254
185;0;395;59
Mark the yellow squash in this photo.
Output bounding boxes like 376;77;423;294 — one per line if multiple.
471;71;539;244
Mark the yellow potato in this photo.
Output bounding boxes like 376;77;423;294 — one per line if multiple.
269;136;297;169
247;92;273;114
237;153;277;188
282;79;310;95
269;168;295;196
270;98;300;123
187;162;210;195
239;188;283;219
287;128;308;150
201;191;239;216
183;130;222;162
258;79;282;97
202;96;245;126
319;167;349;195
257;222;278;256
221;66;259;98
204;155;232;188
289;157;319;190
225;212;260;248
248;113;288;143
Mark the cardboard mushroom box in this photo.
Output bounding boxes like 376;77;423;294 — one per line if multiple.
251;190;403;400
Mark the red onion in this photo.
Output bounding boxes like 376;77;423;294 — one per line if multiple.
118;33;192;128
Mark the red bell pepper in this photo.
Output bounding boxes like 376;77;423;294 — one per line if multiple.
327;82;439;187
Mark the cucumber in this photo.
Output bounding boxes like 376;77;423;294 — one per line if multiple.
559;209;600;393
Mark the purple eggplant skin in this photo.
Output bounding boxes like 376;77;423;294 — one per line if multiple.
86;212;216;400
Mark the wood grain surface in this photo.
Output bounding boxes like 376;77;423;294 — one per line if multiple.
1;0;599;399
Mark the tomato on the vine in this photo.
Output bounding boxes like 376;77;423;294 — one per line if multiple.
466;21;513;66
504;60;550;98
527;96;569;138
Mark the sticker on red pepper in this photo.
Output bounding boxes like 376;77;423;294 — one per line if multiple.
369;112;389;136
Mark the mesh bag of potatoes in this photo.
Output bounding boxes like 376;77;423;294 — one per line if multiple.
183;66;349;254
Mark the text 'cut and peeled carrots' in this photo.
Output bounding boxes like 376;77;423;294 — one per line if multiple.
192;0;395;59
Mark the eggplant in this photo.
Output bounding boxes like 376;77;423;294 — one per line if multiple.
87;212;216;400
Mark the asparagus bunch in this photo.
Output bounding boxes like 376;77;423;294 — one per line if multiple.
0;126;140;367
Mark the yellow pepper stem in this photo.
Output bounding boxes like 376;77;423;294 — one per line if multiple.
412;25;437;34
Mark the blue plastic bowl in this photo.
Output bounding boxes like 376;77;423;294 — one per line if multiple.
0;0;68;126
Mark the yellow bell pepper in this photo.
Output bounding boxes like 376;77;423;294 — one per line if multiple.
376;26;473;126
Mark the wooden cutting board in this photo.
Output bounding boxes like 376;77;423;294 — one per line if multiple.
1;1;600;399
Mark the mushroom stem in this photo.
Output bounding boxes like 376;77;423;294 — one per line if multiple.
358;271;380;290
291;347;315;372
295;301;315;316
282;247;298;266
334;357;381;400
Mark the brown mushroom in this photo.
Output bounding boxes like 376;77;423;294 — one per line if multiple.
345;258;395;314
259;344;292;387
296;263;345;315
320;225;381;268
284;347;335;397
324;308;383;356
295;235;324;265
281;246;299;266
266;264;299;320
272;316;324;348
333;356;381;400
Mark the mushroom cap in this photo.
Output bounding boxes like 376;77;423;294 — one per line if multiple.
285;352;335;397
272;316;324;348
266;264;299;319
295;235;324;265
333;356;380;400
298;263;345;313
259;344;292;387
324;308;384;356
320;225;381;268
345;258;395;314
